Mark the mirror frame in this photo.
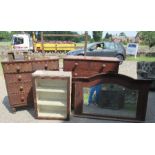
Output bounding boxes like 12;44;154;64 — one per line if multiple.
73;73;152;122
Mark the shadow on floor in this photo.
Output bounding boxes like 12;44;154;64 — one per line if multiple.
2;96;35;118
2;96;13;113
27;107;36;118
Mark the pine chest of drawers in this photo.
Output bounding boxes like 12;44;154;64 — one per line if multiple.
1;57;59;112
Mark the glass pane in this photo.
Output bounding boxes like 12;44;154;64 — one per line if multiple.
13;37;24;45
83;83;138;118
104;42;115;50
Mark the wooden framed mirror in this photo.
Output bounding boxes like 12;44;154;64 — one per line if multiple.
73;73;152;122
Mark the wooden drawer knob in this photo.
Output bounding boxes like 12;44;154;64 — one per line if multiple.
75;63;79;66
16;66;20;72
45;64;48;70
20;97;24;102
18;75;22;81
74;73;78;76
102;64;106;68
19;86;23;91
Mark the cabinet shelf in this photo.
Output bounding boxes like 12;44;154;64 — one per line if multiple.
37;100;66;107
36;87;67;93
38;112;66;118
38;104;67;118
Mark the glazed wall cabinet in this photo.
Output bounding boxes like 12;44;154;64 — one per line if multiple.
32;70;72;120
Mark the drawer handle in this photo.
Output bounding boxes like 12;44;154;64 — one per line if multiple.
19;86;24;91
45;64;48;70
18;75;22;81
74;63;78;66
102;64;106;68
16;66;20;72
20;97;24;102
74;73;78;76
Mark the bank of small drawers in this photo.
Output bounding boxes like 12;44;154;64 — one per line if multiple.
5;74;33;107
4;73;33;107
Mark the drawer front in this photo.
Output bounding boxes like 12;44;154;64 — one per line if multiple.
72;70;99;77
3;62;32;73
32;60;59;71
5;73;32;83
63;60;119;77
7;82;32;94
9;93;33;106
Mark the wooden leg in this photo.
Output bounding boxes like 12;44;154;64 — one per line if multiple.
12;107;16;113
66;114;70;121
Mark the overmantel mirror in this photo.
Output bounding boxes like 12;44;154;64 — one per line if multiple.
73;73;152;122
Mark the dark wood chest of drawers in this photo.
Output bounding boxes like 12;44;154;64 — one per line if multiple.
1;57;59;112
63;56;120;109
63;56;120;77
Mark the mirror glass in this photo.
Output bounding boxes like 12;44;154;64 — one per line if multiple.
83;83;138;118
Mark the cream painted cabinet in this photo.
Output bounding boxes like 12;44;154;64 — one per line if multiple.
32;70;72;120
